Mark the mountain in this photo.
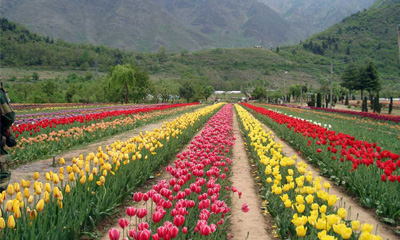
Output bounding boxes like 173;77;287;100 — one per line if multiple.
277;0;400;91
1;1;399;93
258;0;376;40
0;0;299;52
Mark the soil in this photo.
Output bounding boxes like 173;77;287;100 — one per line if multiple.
229;112;273;240
248;111;398;240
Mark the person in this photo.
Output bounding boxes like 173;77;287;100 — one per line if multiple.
0;82;16;192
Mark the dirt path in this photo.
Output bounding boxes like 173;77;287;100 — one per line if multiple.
229;111;273;240
248;112;397;240
9;115;183;186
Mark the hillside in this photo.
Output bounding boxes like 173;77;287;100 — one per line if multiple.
1;1;400;94
0;0;299;52
259;0;376;40
277;1;400;92
0;18;135;70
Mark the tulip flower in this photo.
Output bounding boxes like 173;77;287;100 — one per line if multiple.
36;199;45;212
126;207;137;217
241;203;250;213
296;225;307;237
118;218;129;229
0;217;5;229
7;215;15;229
109;228;120;240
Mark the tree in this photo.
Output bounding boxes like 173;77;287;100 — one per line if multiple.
32;72;39;81
389;97;393;114
131;67;151;103
252;86;266;100
202;85;214;101
157;46;168;63
179;82;196;103
110;64;135;103
341;63;358;98
317;93;322;108
364;61;380;97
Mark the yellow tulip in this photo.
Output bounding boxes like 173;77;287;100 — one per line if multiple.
296;204;305;213
327;195;338;206
311;203;319;210
318;230;327;240
7;184;15;196
316;218;326;230
23;188;30;199
36;199;45;212
321;235;337;240
320;205;327;214
0;217;5;229
296;225;307;237
306;194;314;204
65;184;71;193
33;172;39;180
89;173;94;182
28;196;34;204
359;232;371;240
45;172;51;181
337;208;347;219
80;175;87;184
351;220;360;231
45;183;51;193
323;182;331;190
68;172;75;181
341;227;353;239
59;158;65;165
43;191;50;202
296;195;304;204
7;215;15;229
15;192;22;202
361;223;373;233
284;199;292;208
13;206;21;219
14;183;20;192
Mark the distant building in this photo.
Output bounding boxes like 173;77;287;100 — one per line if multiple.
214;91;241;94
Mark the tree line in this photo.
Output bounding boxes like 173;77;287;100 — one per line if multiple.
6;64;214;104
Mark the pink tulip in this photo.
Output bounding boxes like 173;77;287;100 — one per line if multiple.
118;218;129;229
133;192;143;202
126;207;137;217
242;203;250;213
109;228;120;240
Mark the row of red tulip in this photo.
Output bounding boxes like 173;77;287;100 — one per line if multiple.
108;104;245;240
12;103;198;136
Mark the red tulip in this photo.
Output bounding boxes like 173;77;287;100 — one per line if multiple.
242;203;250;213
118;218;129;229
133;192;143;202
126;207;137;217
109;228;120;240
137;208;148;219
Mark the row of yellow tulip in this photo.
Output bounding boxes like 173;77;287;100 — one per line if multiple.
235;104;382;240
0;103;224;239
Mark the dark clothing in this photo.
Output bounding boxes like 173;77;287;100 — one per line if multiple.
0;89;15;154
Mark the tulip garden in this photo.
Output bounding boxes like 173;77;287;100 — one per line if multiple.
9;103;200;163
1;102;399;240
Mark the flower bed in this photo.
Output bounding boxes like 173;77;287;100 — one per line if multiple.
242;103;400;225
107;104;238;240
0;103;223;239
9;104;200;162
235;104;384;240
